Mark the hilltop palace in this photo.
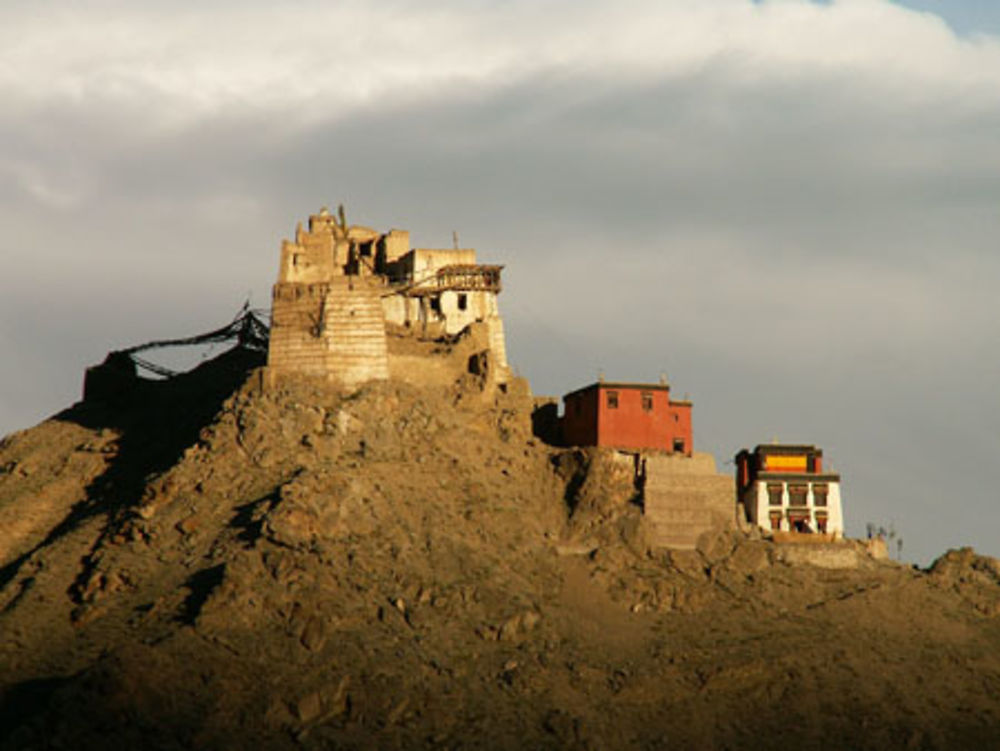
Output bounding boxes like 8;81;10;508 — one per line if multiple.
83;206;849;551
265;206;509;389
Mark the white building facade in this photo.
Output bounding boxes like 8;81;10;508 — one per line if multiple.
735;444;844;536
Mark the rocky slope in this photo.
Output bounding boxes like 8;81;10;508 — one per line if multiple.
1;348;1000;750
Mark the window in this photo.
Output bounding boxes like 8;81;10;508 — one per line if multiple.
815;513;828;533
641;392;653;412
769;511;783;530
606;391;619;409
767;483;783;507
788;484;808;506
457;293;468;311
673;438;685;453
812;483;828;507
429;297;441;313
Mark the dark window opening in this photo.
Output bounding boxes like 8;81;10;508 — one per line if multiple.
672;438;685;453
641;392;653;412
429;297;441;313
812;483;828;507
606;391;619;409
359;241;373;257
767;483;784;507
769;511;783;530
816;515;829;533
457;293;468;311
791;518;811;533
788;484;808;506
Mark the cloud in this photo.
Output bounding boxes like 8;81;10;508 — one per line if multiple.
3;1;999;123
1;0;998;563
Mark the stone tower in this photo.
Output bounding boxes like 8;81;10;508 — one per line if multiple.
267;208;390;388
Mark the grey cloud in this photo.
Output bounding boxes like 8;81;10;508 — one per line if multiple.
2;1;999;565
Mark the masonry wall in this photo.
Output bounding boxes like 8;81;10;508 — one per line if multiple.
563;387;691;454
562;389;599;447
268;277;389;387
382;290;502;338
385;321;501;388
378;230;410;269
597;387;671;451
561;386;693;453
322;278;389;386
409;248;477;277
642;452;735;549
665;402;692;455
265;211;511;389
484;315;509;371
267;282;334;377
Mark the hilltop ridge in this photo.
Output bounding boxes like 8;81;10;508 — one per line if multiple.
1;345;1000;750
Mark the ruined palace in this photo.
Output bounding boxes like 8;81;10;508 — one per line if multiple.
266;207;510;388
79;206;850;554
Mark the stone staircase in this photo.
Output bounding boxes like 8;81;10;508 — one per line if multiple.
643;453;735;549
322;277;389;387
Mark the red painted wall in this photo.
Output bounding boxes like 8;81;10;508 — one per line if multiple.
561;384;692;454
665;401;692;456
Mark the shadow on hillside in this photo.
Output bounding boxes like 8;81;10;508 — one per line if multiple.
0;347;264;594
0;655;230;750
0;676;70;747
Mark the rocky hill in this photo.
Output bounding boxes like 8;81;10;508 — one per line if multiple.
1;344;1000;750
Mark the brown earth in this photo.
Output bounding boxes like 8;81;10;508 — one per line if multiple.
1;347;1000;750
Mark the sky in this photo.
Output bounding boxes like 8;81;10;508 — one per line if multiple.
1;0;998;565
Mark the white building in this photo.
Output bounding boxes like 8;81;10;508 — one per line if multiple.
735;444;844;536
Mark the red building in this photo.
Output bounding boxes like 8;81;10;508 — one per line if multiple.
560;381;692;454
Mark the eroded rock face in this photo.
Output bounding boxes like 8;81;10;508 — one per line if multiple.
930;547;1000;617
2;365;1000;751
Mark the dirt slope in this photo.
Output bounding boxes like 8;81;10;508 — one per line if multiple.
1;351;1000;750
